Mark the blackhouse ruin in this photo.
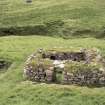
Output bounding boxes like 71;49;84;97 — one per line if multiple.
24;48;105;87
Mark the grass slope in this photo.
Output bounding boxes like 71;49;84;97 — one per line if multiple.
1;0;105;104
1;0;105;37
0;36;105;105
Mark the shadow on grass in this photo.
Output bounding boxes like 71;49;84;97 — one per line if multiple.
0;58;12;73
0;20;103;39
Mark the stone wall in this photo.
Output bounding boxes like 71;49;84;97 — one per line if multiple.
62;69;105;86
24;48;105;87
42;52;86;61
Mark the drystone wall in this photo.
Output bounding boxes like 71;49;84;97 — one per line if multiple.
24;48;105;86
63;68;105;86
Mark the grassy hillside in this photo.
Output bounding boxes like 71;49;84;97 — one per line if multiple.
0;36;105;105
1;0;105;37
1;0;105;105
1;0;105;28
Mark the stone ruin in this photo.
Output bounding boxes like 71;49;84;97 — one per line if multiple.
24;48;105;87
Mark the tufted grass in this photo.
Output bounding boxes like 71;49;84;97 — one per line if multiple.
1;0;105;37
0;36;105;105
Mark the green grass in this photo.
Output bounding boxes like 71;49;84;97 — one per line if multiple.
1;0;105;37
0;36;105;105
1;0;105;104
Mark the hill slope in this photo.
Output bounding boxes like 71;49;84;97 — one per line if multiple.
1;0;105;28
1;0;105;37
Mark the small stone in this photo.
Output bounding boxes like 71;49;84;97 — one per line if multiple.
99;68;105;72
58;64;65;68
